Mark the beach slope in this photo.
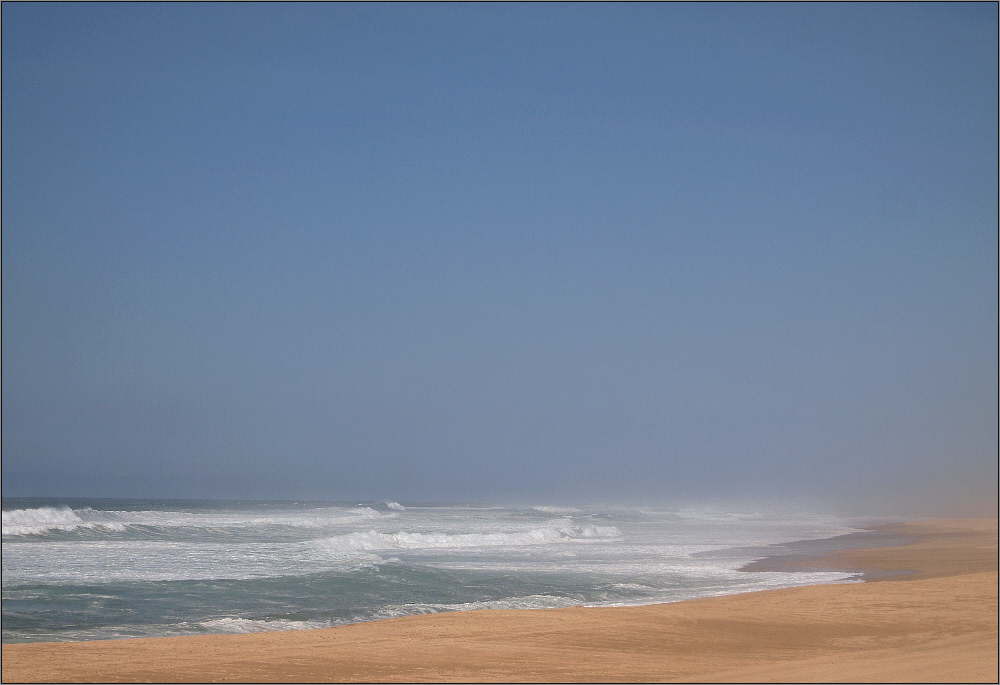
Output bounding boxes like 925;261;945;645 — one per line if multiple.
2;518;996;683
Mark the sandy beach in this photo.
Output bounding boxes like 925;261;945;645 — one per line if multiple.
2;518;996;683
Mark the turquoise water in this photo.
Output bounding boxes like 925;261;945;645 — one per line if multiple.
2;498;863;643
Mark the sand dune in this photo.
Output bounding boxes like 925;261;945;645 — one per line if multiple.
3;518;996;683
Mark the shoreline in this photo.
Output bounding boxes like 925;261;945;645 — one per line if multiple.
0;518;892;645
737;524;919;580
3;518;997;683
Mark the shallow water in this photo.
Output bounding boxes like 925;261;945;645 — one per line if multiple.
2;498;866;643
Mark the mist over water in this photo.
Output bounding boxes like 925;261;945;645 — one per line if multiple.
2;498;868;643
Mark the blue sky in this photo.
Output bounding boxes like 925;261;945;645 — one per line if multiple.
3;3;996;514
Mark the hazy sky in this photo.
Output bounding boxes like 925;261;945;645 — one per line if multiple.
3;3;996;514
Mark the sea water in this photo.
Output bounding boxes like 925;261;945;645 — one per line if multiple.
2;498;866;643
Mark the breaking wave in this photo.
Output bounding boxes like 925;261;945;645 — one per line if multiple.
2;507;127;536
1;505;388;537
311;524;621;554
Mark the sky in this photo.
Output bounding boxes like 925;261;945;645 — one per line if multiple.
2;3;997;515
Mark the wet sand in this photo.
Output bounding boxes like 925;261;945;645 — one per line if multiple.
2;518;996;683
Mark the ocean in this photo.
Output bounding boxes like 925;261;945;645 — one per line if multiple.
2;498;869;643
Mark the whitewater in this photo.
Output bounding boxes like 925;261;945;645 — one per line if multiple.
2;498;868;643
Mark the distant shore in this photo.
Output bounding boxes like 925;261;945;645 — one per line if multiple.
3;518;997;683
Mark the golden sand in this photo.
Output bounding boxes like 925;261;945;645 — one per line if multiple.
2;518;996;683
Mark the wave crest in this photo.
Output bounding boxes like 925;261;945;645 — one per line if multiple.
2;507;127;536
2;505;391;537
311;525;621;554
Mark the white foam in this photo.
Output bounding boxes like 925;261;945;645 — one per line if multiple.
2;507;127;536
311;525;622;555
201;617;331;633
386;502;406;511
2;505;391;537
382;593;582;616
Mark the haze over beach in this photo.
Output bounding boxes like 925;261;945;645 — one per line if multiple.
1;4;997;682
